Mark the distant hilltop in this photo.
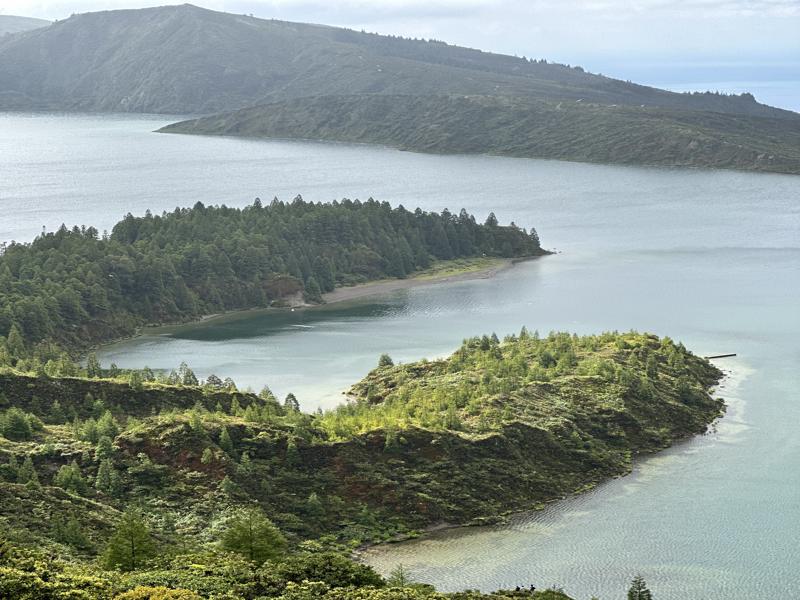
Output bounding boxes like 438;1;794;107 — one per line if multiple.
0;15;50;36
0;4;793;118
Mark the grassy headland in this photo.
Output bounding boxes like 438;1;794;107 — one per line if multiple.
162;94;800;175
0;331;722;597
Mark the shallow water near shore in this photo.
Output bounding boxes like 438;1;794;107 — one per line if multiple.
3;113;800;599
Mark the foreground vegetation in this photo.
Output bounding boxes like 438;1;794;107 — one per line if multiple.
0;198;544;362
162;94;800;175
0;331;722;598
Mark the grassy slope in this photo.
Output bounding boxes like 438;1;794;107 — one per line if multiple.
0;332;723;554
162;94;800;175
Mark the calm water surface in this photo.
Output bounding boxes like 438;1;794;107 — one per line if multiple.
3;113;800;599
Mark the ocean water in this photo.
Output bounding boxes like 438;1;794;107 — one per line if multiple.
3;113;799;599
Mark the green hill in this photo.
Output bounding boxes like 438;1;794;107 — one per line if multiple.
161;94;800;174
0;4;793;119
0;331;721;598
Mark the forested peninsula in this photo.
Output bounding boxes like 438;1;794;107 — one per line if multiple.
0;198;545;369
0;331;723;598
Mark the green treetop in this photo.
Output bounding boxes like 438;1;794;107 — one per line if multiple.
102;508;157;571
220;507;287;564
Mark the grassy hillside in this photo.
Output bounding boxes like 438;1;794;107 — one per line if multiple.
0;331;722;598
0;15;50;36
0;4;794;120
162;94;800;175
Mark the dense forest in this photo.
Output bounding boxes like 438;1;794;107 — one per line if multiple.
0;198;544;363
0;331;720;598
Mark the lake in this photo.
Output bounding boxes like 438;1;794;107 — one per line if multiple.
3;112;799;599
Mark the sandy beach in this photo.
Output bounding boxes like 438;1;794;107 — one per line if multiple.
320;257;518;305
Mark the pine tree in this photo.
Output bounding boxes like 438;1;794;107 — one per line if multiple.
378;353;394;367
95;459;121;496
103;509;156;571
304;276;322;302
1;408;33;441
3;454;19;480
305;492;325;519
219;475;238;496
54;517;92;550
236;451;253;477
17;456;39;486
94;435;115;461
628;575;653;600
81;418;99;444
387;564;414;588
218;427;234;455
205;374;223;389
284;393;300;412
55;460;88;495
6;324;25;359
220;507;286;564
85;353;102;378
129;370;144;390
49;399;66;424
230;397;242;416
190;410;204;432
285;438;299;465
96;411;119;439
83;392;95;412
259;386;277;402
178;362;199;386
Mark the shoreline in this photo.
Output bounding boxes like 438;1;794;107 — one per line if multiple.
320;256;523;306
356;358;735;559
97;254;545;347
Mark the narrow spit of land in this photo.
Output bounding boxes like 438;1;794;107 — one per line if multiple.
320;257;518;305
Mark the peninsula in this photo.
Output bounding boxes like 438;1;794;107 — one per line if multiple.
0;330;723;598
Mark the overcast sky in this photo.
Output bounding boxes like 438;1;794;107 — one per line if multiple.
3;0;799;109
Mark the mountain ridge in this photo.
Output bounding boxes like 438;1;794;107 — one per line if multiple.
0;3;795;119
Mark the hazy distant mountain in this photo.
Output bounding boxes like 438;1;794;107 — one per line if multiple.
161;94;800;174
0;3;795;119
0;15;50;36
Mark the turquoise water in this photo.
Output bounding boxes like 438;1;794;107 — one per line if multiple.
3;113;799;598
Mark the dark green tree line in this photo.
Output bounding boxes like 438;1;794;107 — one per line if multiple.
0;198;543;361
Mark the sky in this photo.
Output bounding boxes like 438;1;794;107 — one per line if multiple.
2;0;799;110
